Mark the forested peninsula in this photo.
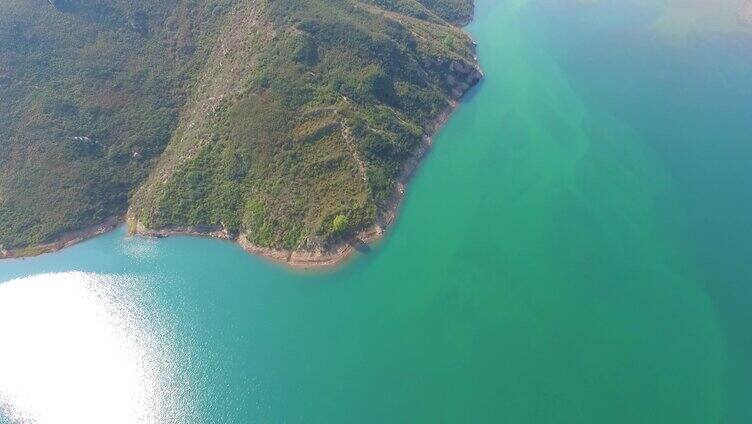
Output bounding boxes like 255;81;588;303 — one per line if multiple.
0;0;481;266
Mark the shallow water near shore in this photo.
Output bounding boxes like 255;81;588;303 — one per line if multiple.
2;0;752;422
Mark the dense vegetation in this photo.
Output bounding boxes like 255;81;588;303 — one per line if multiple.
0;0;480;253
0;0;228;249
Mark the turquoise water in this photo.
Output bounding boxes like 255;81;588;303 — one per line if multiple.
2;0;751;422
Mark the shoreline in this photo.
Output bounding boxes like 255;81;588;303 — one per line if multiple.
0;97;469;268
1;39;482;268
0;97;470;267
0;217;122;260
128;97;467;270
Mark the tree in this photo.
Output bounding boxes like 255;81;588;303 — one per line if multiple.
332;214;349;234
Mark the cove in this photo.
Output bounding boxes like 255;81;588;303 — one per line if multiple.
2;0;752;422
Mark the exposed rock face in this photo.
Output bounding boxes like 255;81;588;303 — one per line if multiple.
446;59;483;98
422;55;483;99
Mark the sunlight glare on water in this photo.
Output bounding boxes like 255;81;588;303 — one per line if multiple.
0;272;189;424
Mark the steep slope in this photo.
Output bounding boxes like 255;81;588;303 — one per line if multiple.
0;0;481;261
0;0;230;254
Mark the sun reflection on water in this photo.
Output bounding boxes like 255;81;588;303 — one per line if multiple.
0;272;190;423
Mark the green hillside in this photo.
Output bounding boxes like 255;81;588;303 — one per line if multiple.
0;0;480;254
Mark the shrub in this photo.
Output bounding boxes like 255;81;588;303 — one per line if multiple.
332;214;350;234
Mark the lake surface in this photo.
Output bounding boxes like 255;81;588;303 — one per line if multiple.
2;0;751;422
